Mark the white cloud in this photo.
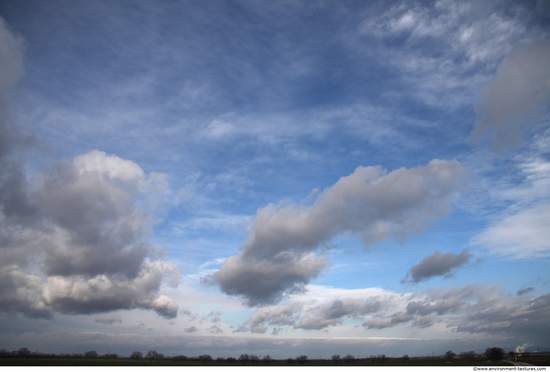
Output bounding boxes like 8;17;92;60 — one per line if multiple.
470;129;550;259
472;204;550;259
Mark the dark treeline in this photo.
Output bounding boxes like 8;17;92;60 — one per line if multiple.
0;348;118;360
2;346;548;366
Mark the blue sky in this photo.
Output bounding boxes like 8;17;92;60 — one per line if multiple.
0;0;549;359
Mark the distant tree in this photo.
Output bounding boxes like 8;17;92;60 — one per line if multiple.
403;355;409;361
17;348;31;358
262;355;272;363
198;354;212;363
343;354;355;363
226;357;236;363
84;350;98;359
286;357;294;364
0;349;9;358
445;350;456;360
216;357;225;362
130;351;143;360
296;355;308;364
332;354;341;364
249;355;259;364
239;353;249;365
460;351;476;360
103;353;118;359
485;347;505;361
173;354;187;362
146;350;159;360
507;351;515;360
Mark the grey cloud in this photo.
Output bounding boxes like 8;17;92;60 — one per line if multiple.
271;327;282;335
41;262;180;318
285;298;386;331
470;40;550;152
184;326;198;333
401;249;472;284
269;305;295;325
95;315;122;324
359;284;550;344
293;316;343;330
323;299;381;319
250;324;267;334
0;138;180;319
363;312;413;330
209;252;327;306
517;287;534;296
0;265;52;319
239;305;295;334
211;160;465;306
406;297;462;316
456;293;550;341
0;18;180;318
233;325;248;333
208;324;223;334
180;308;193;316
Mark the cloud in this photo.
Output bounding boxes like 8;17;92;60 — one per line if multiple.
180;308;193;316
208;324;223;334
472;204;550;259
184;326;198;333
293;316;343;330
236;305;296;334
470;40;550;151
0;149;181;319
209;159;465;306
0;17;25;95
95;315;122;325
401;249;472;284
517;287;534;296
0;18;181;320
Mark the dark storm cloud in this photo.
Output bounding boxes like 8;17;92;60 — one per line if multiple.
401;249;472;284
210;160;466;306
0;17;180;319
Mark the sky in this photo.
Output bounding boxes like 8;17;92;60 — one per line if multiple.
0;0;549;360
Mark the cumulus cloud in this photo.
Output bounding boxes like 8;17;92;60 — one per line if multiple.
209;160;465;306
470;40;550;151
0;150;181;319
401;249;472;284
184;326;198;333
0;21;181;318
